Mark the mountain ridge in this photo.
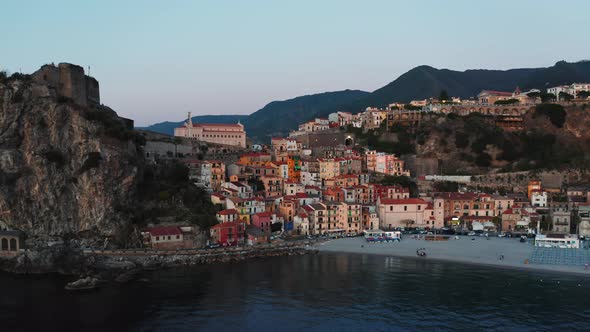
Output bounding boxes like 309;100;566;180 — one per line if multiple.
141;60;590;142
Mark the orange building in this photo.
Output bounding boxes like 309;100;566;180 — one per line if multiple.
287;156;302;181
528;180;542;198
260;176;284;197
279;199;297;222
324;174;359;188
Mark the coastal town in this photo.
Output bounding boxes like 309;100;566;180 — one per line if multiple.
131;83;590;261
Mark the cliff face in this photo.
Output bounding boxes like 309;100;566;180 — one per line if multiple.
0;76;140;240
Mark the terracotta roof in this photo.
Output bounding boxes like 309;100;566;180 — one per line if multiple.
211;221;244;229
379;198;427;205
190;123;243;128
240;152;270;157
146;226;182;236
480;90;513;96
253;211;272;218
218;209;239;216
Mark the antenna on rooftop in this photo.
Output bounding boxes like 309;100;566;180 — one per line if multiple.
88;65;91;76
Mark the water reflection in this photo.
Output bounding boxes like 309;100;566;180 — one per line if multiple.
1;253;589;331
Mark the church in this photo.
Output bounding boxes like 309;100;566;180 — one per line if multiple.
174;112;247;148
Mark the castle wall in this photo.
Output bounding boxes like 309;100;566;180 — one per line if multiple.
31;63;100;107
85;76;100;106
58;63;87;106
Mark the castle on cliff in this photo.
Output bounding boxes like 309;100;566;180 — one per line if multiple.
32;63;100;107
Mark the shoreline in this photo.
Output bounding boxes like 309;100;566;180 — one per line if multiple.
313;237;590;278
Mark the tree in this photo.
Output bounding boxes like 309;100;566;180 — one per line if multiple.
439;90;449;102
173;137;183;158
540;92;556;103
578;91;590;99
559;91;574;101
401;219;415;229
433;181;459;192
404;104;422;111
534;104;566;128
527;91;541;100
494;98;519;105
380;175;419;197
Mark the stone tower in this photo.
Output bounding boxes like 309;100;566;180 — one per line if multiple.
32;63;100;107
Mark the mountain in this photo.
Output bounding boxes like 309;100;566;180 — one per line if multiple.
139;114;248;135
242;90;369;142
340;60;590;112
139;60;590;143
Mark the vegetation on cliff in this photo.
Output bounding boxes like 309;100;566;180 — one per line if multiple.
133;161;218;229
353;103;590;174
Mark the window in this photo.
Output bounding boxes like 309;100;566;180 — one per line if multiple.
156;236;159;241
404;206;407;211
418;205;421;211
390;206;393;211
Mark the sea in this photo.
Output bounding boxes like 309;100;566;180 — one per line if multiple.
1;252;589;332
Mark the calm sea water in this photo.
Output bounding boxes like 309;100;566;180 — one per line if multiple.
1;253;590;332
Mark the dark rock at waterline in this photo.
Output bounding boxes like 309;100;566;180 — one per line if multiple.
65;276;100;291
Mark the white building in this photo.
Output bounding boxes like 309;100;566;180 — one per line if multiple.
547;83;590;100
531;190;548;208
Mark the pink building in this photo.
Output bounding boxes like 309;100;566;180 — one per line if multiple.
251;211;273;235
377;198;438;229
174;112;246;148
365;150;409;176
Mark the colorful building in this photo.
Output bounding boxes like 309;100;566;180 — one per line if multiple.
210;221;246;246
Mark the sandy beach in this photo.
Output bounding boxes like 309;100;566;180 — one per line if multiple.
316;235;590;276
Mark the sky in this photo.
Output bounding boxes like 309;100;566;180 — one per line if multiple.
2;0;590;126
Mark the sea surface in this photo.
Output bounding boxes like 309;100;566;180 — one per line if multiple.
1;253;590;332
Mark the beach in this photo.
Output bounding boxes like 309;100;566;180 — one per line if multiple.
316;235;590;276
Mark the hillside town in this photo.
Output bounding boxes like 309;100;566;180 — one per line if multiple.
133;84;590;251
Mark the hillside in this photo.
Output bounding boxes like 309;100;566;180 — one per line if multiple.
340;60;590;112
353;103;590;175
242;90;369;142
139;114;248;135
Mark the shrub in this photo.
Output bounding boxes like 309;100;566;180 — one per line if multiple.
43;150;65;166
454;131;469;149
534;104;566;128
494;99;519;105
158;190;171;201
78;152;102;174
475;153;491;167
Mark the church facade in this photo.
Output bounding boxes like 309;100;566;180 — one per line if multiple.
174;113;247;148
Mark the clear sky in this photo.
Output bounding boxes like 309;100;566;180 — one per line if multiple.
2;0;589;126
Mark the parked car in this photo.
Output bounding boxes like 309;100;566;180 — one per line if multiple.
498;232;506;237
467;231;476;236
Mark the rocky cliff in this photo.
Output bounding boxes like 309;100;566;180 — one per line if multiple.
0;73;141;242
